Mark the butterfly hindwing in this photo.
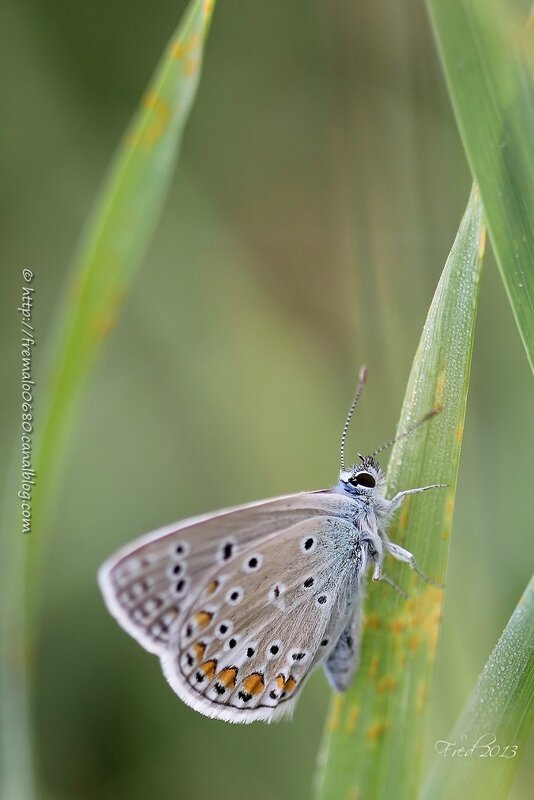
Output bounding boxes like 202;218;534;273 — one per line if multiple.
162;509;364;722
98;491;365;721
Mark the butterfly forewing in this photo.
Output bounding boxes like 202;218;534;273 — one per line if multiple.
98;491;363;722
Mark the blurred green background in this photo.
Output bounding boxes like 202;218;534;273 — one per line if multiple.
2;0;532;798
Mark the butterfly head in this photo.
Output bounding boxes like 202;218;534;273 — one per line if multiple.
338;366;441;500
338;455;384;496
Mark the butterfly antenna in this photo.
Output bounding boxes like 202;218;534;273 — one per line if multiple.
340;365;367;471
369;404;442;460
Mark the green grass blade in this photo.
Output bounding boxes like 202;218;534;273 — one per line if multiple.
315;188;485;800
421;574;534;800
30;0;216;563
425;0;534;371
0;2;215;797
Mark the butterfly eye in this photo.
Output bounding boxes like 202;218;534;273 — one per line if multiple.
349;471;376;488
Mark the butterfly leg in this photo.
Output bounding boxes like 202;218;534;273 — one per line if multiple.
387;483;447;514
383;539;445;589
365;541;409;599
323;602;362;692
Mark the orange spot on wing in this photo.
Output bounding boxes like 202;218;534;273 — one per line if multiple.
200;659;217;679
276;674;285;691
193;642;206;662
284;676;297;693
194;611;213;629
218;667;238;689
205;579;219;595
242;672;265;695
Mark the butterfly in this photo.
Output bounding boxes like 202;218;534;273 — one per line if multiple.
98;367;444;723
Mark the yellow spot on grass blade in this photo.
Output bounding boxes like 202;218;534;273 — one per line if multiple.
421;586;443;655
345;704;359;734
184;58;199;76
444;492;455;525
435;369;446;407
478;224;487;261
367;655;379;680
398;496;411;533
170;42;184;59
90;309;118;341
377;676;397;693
328;694;343;732
366;721;388;744
141;92;170;147
170;33;201;60
416;681;427;714
364;613;381;631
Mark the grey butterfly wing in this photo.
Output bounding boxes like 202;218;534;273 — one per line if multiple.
323;590;364;692
98;492;350;656
161;502;365;722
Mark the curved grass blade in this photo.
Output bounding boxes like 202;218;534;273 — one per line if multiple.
0;2;216;797
426;0;534;371
421;574;534;800
315;188;485;799
30;0;216;568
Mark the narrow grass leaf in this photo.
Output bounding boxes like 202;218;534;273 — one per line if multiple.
29;0;216;566
315;188;485;799
426;0;534;371
0;2;215;797
421;574;534;800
